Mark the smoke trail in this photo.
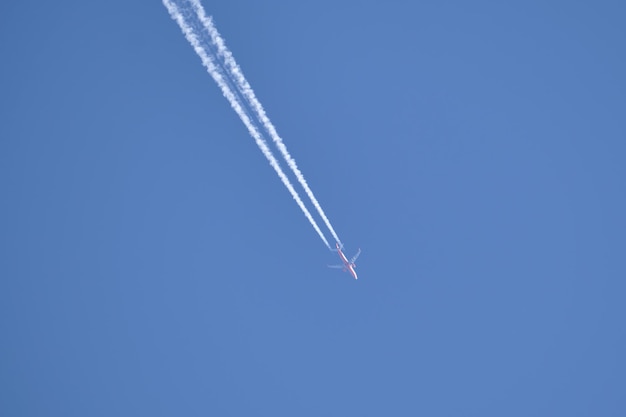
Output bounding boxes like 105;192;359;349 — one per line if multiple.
186;0;342;245
163;0;331;248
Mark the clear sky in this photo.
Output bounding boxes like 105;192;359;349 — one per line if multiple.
1;0;625;416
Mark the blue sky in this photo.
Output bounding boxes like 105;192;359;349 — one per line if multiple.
1;0;625;415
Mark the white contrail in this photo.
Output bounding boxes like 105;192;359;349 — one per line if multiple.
163;0;331;248
187;0;342;245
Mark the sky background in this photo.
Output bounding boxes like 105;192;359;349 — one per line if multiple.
1;0;625;416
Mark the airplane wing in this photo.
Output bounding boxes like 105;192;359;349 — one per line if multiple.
327;264;344;269
350;249;361;263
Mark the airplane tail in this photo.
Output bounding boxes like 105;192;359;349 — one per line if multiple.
332;242;344;252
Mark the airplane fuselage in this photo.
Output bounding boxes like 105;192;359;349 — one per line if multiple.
336;243;358;279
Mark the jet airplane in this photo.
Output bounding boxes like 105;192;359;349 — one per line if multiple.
328;243;361;280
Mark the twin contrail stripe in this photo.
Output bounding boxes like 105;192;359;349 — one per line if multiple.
163;0;331;248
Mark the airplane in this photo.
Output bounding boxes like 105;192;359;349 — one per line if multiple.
328;242;361;280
